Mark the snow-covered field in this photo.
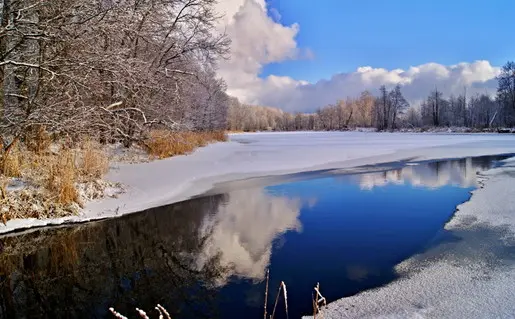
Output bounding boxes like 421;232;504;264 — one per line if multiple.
2;132;515;235
308;157;515;319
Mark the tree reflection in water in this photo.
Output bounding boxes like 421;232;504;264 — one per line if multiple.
0;187;302;319
357;156;504;190
0;155;509;319
0;195;227;318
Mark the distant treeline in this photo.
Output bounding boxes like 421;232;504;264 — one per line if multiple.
228;62;515;132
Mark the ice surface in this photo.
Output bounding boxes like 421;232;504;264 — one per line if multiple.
2;132;515;234
305;156;515;319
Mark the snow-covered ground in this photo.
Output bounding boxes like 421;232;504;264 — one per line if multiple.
308;157;515;319
2;132;515;234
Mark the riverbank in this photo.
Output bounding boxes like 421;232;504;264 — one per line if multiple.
0;130;227;233
308;156;515;319
2;132;515;235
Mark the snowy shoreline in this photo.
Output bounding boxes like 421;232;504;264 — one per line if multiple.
309;156;515;319
2;132;515;235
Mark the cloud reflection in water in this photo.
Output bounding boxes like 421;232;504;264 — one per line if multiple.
198;188;302;283
358;157;495;190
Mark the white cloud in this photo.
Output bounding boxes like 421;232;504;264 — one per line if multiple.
215;0;303;104
216;2;501;113
256;60;501;113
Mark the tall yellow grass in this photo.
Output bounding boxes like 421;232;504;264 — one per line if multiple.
79;140;109;180
0;130;227;223
45;149;79;205
1;139;113;224
145;130;228;159
1;143;21;177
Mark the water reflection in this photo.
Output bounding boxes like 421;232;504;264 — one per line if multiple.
358;156;501;190
198;189;301;283
0;187;301;318
0;196;227;318
0;155;508;319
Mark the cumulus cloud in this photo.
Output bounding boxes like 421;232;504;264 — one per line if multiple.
216;2;501;113
215;0;306;104
257;60;501;113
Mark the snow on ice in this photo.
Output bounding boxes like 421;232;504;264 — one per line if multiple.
2;131;515;235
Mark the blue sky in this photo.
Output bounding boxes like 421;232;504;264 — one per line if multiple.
262;0;515;83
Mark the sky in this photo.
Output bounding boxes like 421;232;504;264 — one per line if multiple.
215;0;515;112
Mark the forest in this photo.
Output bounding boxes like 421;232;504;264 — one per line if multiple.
0;0;230;149
228;65;515;132
1;0;515;148
0;0;514;222
0;0;232;221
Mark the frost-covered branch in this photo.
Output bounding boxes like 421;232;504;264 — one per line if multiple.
0;0;231;144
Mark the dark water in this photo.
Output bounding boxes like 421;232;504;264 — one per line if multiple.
0;155;509;319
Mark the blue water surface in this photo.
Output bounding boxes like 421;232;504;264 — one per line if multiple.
0;155;507;319
218;168;476;318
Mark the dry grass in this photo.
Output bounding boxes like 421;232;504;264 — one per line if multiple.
0;130;225;223
270;281;289;319
204;130;228;142
145;130;228;159
45;149;79;205
145;130;194;159
79;140;109;180
1;143;22;177
263;271;326;319
312;282;327;319
25;125;52;154
0;180;7;200
110;304;171;319
107;271;324;319
0;139;114;224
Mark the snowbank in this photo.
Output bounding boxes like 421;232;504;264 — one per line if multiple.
2;132;515;235
306;155;515;319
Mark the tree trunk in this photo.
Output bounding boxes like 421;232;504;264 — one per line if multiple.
1;0;40;128
2;0;21;120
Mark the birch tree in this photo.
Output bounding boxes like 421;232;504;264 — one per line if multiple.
421;89;447;127
388;84;409;129
497;61;515;126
